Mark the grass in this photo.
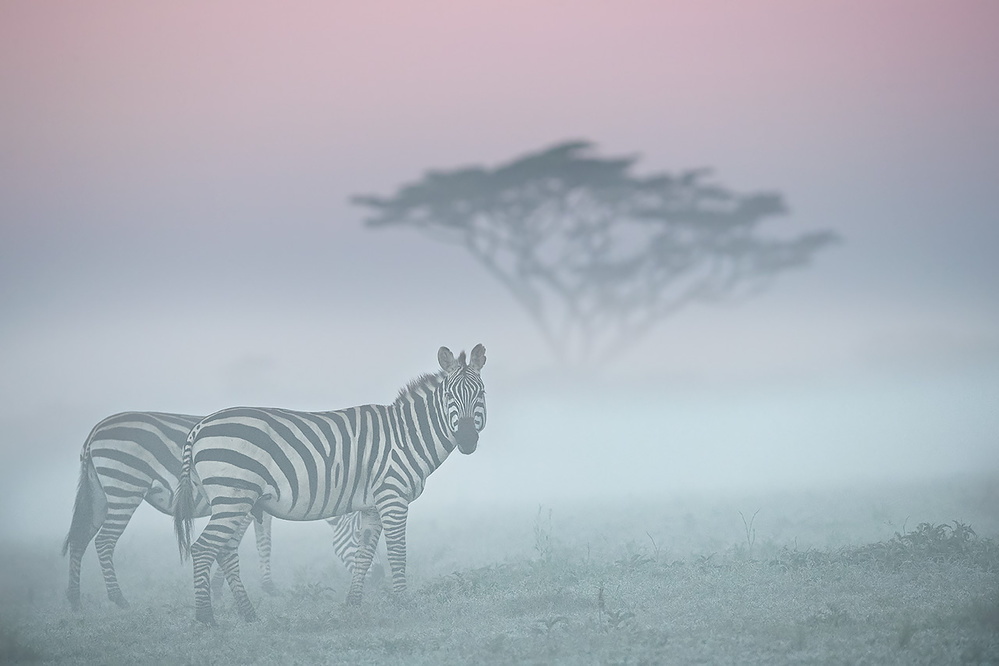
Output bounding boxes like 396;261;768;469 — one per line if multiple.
3;478;998;664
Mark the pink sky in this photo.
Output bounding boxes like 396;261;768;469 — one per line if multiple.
2;1;996;331
3;1;997;223
2;0;998;356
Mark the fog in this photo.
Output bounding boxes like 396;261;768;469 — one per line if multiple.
2;0;998;565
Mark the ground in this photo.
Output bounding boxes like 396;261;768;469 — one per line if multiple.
2;476;997;664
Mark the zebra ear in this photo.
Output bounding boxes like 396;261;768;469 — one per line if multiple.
438;346;457;372
469;344;486;372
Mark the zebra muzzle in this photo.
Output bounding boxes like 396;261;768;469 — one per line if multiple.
455;418;478;454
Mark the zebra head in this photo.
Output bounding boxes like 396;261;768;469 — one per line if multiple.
437;344;487;455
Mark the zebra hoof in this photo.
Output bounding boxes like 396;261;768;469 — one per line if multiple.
195;608;216;627
109;591;130;609
67;591;82;612
261;580;278;596
241;608;258;622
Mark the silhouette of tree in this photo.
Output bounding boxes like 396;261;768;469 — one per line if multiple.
353;141;838;365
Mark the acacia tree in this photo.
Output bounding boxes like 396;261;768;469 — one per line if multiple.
352;141;837;365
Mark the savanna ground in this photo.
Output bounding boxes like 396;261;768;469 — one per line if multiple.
2;475;997;665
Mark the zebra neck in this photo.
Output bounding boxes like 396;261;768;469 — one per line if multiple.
389;381;456;478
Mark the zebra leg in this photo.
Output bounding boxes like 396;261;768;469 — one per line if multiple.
93;491;145;609
65;459;107;611
345;508;382;606
215;513;257;622
210;562;226;599
377;498;410;597
326;512;361;575
252;511;277;595
207;515;241;601
326;512;385;584
209;513;251;600
67;540;91;612
66;514;105;612
191;508;255;626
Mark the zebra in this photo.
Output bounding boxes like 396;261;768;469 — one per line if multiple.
175;344;487;625
63;411;368;610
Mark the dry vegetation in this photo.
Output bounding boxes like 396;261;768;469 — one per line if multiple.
2;477;997;665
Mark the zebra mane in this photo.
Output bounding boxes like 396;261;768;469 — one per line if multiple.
394;371;445;405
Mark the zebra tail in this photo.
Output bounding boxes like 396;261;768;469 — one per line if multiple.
173;433;196;562
62;452;96;556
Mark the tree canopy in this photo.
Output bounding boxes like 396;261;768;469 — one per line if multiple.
353;141;838;365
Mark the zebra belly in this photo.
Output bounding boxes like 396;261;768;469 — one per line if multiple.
256;488;374;522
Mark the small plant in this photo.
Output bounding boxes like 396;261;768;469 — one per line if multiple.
604;609;636;630
739;508;760;557
596;584;635;631
774;520;998;572
420;571;479;603
292;581;337;601
534;505;554;562
614;552;653;572
694;553;717;571
900;521;975;551
646;532;662;561
532;616;568;636
450;571;479;594
879;521;985;566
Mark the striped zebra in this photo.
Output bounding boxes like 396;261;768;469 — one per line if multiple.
175;344;487;625
63;411;366;610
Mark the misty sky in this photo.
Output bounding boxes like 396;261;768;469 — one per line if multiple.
1;2;998;537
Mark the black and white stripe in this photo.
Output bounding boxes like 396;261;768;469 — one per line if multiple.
63;411;365;610
174;344;487;625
